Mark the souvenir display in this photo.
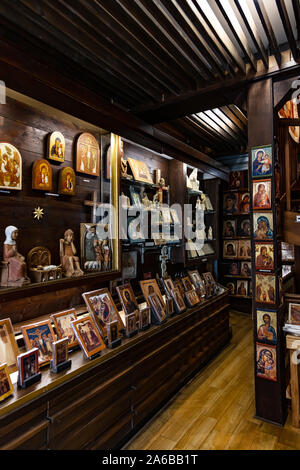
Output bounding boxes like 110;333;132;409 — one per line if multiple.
107;320;120;346
240;261;251;277
48;131;65;162
1;225;31;288
236;280;248;296
237;240;251;259
139;307;151;330
188;270;205;294
255;274;276;305
125;313;138;337
117;283;139;319
223;219;236;237
288;303;300;325
71;315;106;359
251;145;272;178
0;363;14;401
181;276;194;292
60;229;84;278
140;279;165;308
129;185;142;207
58;167;76;196
237;218;251;237
21;320;56;366
226;281;236;295
239;192;250;213
76;132;100;176
127;157;153;184
165;297;174;316
253;213;274;240
185;289;200;307
252;180;271;210
17;348;40;388
82;288;124;338
224;261;240;276
202;272;215;286
0;318;19;373
223;240;237;259
148;293;167;323
229;171;244;189
51;309;78;350
80;223;112;271
141;189;153;209
186;168;200;191
32;158;52;191
26;246;62;283
256;342;277;381
256;310;277;344
202;242;215;256
171;288;186;313
174;278;185;298
255;242;274;272
51;338;70;371
223;193;238;213
0;143;22;190
162;277;175;296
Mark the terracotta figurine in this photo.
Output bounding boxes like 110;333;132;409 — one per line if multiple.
60;229;83;277
3;226;30;286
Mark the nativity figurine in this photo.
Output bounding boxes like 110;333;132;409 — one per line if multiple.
2;226;30;287
60;229;83;278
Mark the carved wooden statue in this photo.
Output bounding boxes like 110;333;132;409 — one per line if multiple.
2;225;30;287
60;229;83;278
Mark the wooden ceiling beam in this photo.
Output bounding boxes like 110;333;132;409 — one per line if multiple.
253;0;282;67
220;105;247;132
185;116;235;150
276;0;299;60
292;0;300;41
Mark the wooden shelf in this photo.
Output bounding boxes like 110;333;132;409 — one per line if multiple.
224;275;251;280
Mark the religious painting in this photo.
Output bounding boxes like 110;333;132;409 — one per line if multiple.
256;342;277;381
174;278;185;299
52;338;69;368
125;313;137;336
117;283;139;320
0;318;19;373
240;261;251;277
239;192;250;213
236;280;248;297
140;279;165;308
229;171;244;189
202;272;215;286
181;276;194;292
82;288;124;338
278;99;299;143
226;281;236;295
148;293;167;323
48;131;65;162
256;310;277;345
80;223;112;272
188;270;205;294
237;240;251;259
127;157;153;184
32;158;53;191
21;320;56;366
0;363;14;402
237;217;251;237
255;242;274;272
76;132;100;176
107;321;119;345
139;307;151;329
71;315;106;359
255;274;276;305
288;303;300;325
185;289;200;307
223;240;238;259
51;309;78;350
251;145;272;178
161;277;175;297
223;219;236;238
122;251;137;279
224;261;240;276
165;297;174;316
58;166;76;196
171;288;186;313
0;143;22;190
223;192;238;214
253;212;274;240
252;180;272;210
17;348;39;387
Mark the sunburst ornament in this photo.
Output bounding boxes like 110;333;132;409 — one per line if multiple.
33;206;44;220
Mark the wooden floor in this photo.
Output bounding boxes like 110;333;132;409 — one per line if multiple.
126;311;300;450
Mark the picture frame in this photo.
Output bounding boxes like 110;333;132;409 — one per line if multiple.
148;293;167;323
139;307;151;330
82;288;124;338
229;171;244;189
240;261;251;277
239;192;250;213
76;132;100;177
223;240;238;259
225;261;240;276
52;338;69;368
288;303;300;325
223;219;236;238
255;242;274;272
255;274;276;305
0;143;22;190
253;212;274;240
125;313;138;337
251;145;272;178
237;240;251;259
181;276;194;292
162;277;175;296
185;289;200;307
256;342;277;382
223;192;238;214
51;308;78;350
32;158;53;191
21;320;56;366
0;318;19;373
237;217;251;237
107;320;119;346
127;157;153;184
188;270;205;294
165;297;174;316
116;283;139;320
140;279;165;308
0;363;14;402
236;280;248;296
122;251;137;279
17;348;40;388
256;310;277;344
171;288;186;314
202;272;215;286
58;166;76;196
71;315;106;359
48;131;65;162
174;278;185;298
252;179;272;210
226;281;236;295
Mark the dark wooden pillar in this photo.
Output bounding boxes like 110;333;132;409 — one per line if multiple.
248;79;287;425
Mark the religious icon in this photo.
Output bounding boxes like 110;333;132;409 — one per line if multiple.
226;281;235;295
60;229;84;278
229;171;244;189
0;363;14;402
71;315;106;359
148;293;167;323
256;342;277;381
0;318;19;373
185;289;200;307
51;309;78;350
223;240;238;259
236;280;248;296
255;242;274;272
237;217;251;237
256;310;277;344
21;320;56;366
32;159;52;193
0;143;22;190
240;261;251;277
17;348;39;387
122;251;137;279
288;303;300;325
48;131;65;162
80;223;112;272
117;283;139;320
165;297;174;315
162;277;175;297
52;338;69;368
58;167;76;196
107;321;119;345
239;192;250;213
278;99;299;143
127;157;153;184
251;145;272;178
223;192;239;214
139;307;151;329
188;270;205;296
171;288;186;313
253;213;274;240
252;180;271;210
129;185;142;207
1;225;31;287
140;279;165;308
255;274;276;305
226;261;240;276
82;288;124;338
181;276;194;292
127;216;146;244
76;132;100;176
125;313;137;336
237;240;251;259
223;219;236;238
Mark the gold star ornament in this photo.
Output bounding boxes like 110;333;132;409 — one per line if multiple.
33;206;44;220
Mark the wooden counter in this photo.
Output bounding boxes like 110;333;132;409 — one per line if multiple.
0;291;230;450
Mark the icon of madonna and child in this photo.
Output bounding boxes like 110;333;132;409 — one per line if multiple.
252;146;272;178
